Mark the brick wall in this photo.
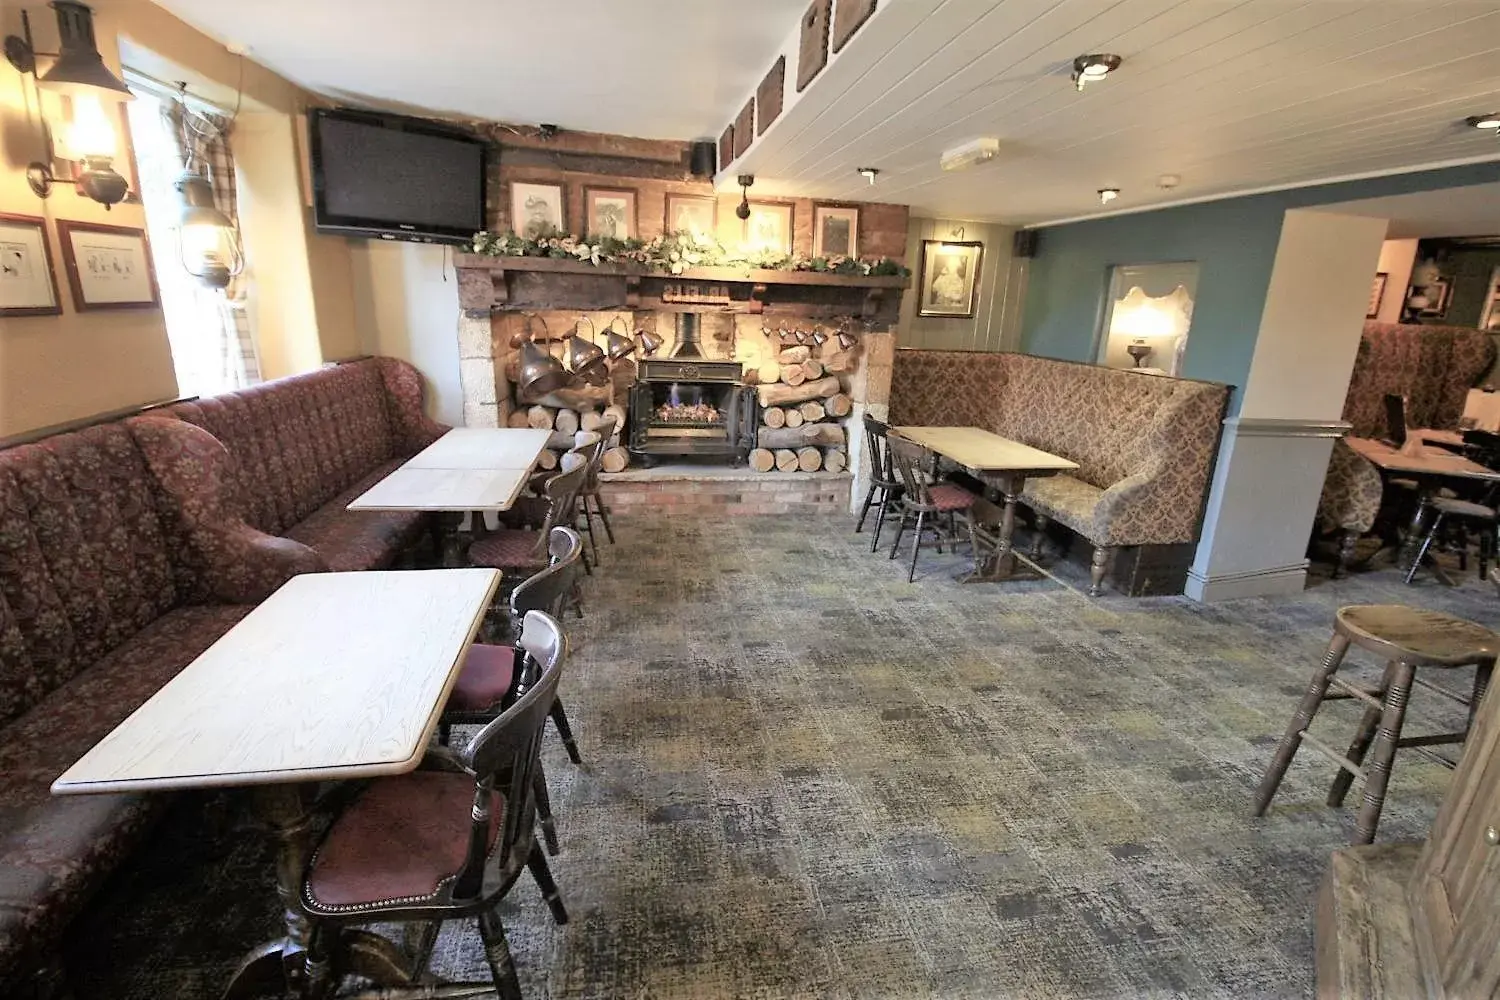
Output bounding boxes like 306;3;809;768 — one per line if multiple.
602;471;851;515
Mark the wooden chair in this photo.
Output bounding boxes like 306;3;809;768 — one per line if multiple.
1403;493;1500;585
1253;604;1498;844
885;435;979;583
469;462;586;591
854;415;904;552
576;417;617;561
441;528;585;855
300;611;569;1000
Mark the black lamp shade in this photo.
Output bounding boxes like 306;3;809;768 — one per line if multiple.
37;2;133;101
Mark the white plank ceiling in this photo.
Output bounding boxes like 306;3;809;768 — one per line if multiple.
726;0;1500;225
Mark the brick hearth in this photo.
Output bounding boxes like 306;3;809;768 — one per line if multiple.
600;467;852;515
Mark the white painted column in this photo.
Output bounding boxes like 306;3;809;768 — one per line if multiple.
1187;209;1389;601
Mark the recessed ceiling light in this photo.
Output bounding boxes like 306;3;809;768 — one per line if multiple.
1466;113;1500;131
1098;188;1120;204
1072;54;1122;91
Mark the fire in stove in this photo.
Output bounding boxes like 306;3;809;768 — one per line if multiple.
656;383;721;424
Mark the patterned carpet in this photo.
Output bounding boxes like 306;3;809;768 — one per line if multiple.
64;514;1498;999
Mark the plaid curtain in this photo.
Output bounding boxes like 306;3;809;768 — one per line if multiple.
161;102;261;388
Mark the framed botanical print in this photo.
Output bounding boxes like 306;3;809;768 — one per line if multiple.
665;193;716;238
510;181;565;239
0;213;63;316
56;220;160;311
918;240;983;318
743;201;794;256
583;187;638;240
813;204;859;257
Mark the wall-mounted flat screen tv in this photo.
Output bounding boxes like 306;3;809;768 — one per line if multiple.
309;107;487;243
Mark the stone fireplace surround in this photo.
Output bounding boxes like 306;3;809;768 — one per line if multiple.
451;254;903;514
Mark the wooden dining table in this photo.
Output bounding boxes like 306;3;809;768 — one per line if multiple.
893;426;1077;583
349;427;554;564
52;568;500;999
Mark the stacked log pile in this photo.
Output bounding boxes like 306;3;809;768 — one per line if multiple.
749;342;858;474
506;398;629;472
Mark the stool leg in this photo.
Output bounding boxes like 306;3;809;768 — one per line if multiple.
1328;661;1395;807
1353;661;1416;845
1253;632;1351;816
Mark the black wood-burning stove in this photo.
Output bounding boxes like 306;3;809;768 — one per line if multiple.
628;314;757;465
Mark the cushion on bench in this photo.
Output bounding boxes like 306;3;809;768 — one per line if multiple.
0;603;251;980
284;458;427;572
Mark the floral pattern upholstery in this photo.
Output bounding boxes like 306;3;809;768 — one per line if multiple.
1321;323;1496;539
0;357;444;987
889;351;1229;547
152;358;446;572
128;417;327;604
0;604;251;981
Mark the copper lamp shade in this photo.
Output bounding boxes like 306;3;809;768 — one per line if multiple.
519;340;571;397
636;330;663;356
605;330;636;361
836;331;858;351
566;329;609;386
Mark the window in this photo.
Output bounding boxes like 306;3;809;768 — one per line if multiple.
125;88;258;397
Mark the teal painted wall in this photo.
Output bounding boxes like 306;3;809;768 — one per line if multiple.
1021;162;1500;411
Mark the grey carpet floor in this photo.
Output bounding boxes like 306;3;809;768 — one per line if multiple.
65;514;1499;999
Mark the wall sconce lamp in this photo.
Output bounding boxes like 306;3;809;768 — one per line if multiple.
736;174;755;221
5;2;134;209
175;169;243;288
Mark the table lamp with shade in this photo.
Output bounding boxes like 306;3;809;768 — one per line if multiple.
1109;285;1195;373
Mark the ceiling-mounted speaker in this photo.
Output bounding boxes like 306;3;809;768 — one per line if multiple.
1012;229;1038;258
690;140;717;177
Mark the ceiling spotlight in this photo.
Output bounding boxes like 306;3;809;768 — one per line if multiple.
1072;53;1122;91
940;137;1000;172
857;166;880;185
1466;113;1500;133
1098;188;1120;205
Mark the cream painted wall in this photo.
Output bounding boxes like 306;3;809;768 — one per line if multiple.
0;9;176;438
897;217;1026;352
349;241;462;425
1239;209;1390;421
0;1;358;437
1374;237;1417;323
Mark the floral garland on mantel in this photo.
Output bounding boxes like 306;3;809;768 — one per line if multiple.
470;228;909;277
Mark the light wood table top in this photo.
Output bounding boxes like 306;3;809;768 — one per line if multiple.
1346;436;1500;482
52;569;500;795
347;467;531;512
404;428;552;471
893;426;1079;474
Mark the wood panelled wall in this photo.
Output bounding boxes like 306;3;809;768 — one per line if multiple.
897;217;1028;352
478;125;908;262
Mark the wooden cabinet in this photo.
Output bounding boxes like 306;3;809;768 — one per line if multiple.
1317;683;1500;999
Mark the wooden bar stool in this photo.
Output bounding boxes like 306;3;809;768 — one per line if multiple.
1253;605;1498;845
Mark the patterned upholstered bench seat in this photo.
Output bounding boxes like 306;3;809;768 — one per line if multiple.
889;350;1230;594
0;358;446;993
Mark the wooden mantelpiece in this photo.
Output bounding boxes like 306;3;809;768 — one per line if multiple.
452;253;908;323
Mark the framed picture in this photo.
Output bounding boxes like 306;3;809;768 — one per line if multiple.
583;187;638;240
813;204;859;257
1480;266;1500;332
0;213;63;316
918;240;983;318
1367;272;1388;319
665;193;717;239
509;181;565;239
743;201;794;256
1416;277;1453;318
55;220;159;311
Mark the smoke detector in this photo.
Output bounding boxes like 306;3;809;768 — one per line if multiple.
940;137;1000;172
